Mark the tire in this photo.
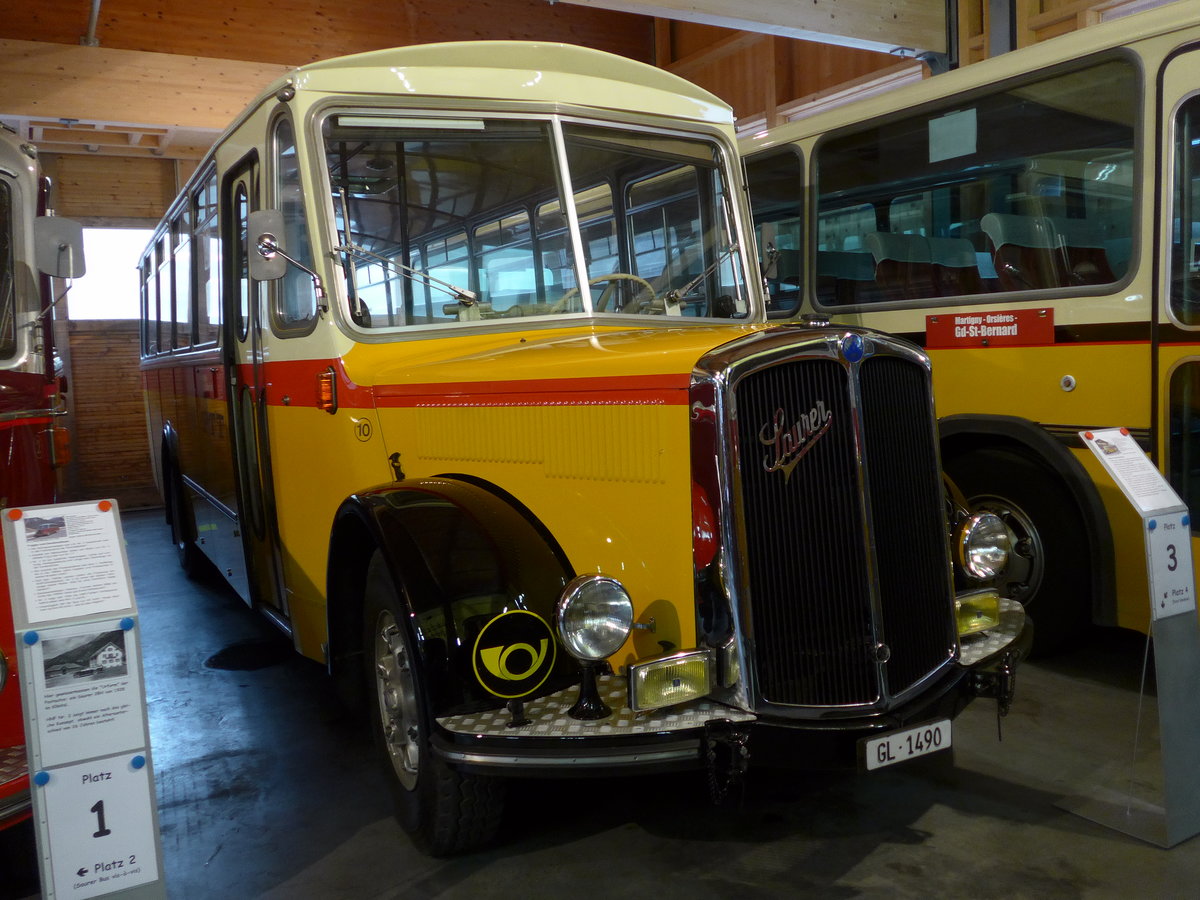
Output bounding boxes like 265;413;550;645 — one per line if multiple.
362;552;504;855
166;465;205;579
944;445;1090;655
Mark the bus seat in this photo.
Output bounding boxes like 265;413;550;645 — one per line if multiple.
815;250;874;305
980;213;1063;291
1105;237;1132;277
864;232;934;300
1052;218;1116;285
928;236;984;297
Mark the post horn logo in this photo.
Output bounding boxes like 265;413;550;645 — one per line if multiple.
759;402;833;482
472;609;557;699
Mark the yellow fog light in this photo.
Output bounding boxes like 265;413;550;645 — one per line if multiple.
628;649;714;711
956;589;1002;636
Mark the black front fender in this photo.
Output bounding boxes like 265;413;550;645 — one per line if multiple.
326;477;576;716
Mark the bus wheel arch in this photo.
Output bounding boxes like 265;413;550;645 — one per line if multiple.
325;478;574;715
940;414;1115;653
325;480;572;853
361;547;505;854
160;423;204;577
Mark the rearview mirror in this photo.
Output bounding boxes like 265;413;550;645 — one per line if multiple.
34;216;86;278
248;209;287;281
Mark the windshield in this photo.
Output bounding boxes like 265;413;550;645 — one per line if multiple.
322;114;749;329
1;180;15;359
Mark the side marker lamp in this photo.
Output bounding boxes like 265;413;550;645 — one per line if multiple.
628;649;714;711
317;366;338;414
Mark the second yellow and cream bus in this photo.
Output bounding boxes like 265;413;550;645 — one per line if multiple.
140;41;1028;854
742;2;1200;654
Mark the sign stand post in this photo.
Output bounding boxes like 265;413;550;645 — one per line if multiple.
1057;428;1200;848
3;500;165;899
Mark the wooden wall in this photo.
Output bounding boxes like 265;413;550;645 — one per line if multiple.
657;20;904;129
957;0;1166;64
63;321;160;509
44;155;187;223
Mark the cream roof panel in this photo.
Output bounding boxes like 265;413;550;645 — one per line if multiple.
279;41;734;125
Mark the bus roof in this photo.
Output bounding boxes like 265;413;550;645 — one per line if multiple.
0;125;38;185
743;1;1200;151
280;41;734;126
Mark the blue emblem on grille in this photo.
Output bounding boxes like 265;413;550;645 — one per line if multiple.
841;333;865;362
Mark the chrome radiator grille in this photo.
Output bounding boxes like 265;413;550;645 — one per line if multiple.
730;346;954;709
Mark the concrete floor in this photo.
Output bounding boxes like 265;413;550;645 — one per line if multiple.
4;507;1200;898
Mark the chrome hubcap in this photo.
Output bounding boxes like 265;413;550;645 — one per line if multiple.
373;610;420;790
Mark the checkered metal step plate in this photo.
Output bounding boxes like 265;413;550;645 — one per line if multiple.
438;674;754;739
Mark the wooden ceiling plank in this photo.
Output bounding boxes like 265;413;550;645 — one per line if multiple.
0;39;292;131
556;0;947;55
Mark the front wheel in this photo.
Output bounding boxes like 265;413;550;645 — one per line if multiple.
362;552;505;855
944;446;1091;655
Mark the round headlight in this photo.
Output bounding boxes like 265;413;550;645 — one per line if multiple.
958;512;1012;579
555;575;634;662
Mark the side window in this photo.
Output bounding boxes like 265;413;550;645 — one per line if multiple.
153;236;168;354
745;148;803;315
1;181;16;359
814;56;1136;307
1170;95;1200;325
234;184;250;341
172;213;192;350
272;116;318;334
138;256;152;356
195;170;221;345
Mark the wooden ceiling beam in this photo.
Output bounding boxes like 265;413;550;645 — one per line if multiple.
556;0;947;55
0;39;292;131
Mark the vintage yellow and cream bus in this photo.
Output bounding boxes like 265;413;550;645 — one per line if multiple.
742;3;1200;655
139;41;1028;854
0;125;84;829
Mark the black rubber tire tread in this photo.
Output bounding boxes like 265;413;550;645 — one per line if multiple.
944;445;1090;655
362;551;505;856
166;464;205;579
421;754;506;856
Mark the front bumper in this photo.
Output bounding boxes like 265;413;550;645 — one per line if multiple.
434;599;1029;777
0;744;31;829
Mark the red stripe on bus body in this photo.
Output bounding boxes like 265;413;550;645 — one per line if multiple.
0;416;54;431
242;360;691;408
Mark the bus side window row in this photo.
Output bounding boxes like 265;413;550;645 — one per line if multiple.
815;215;1126;306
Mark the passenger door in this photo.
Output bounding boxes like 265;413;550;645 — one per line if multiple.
1157;47;1200;609
222;156;290;625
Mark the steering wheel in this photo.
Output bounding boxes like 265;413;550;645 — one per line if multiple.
559;272;658;313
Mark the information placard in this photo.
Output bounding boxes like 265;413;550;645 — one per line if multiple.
39;753;160;900
4;500;164;899
4;501;133;627
25;618;147;768
1070;429;1200;847
1080;428;1184;515
1145;511;1196;621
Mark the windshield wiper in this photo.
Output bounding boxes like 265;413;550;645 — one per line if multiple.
662;243;739;306
332;243;478;305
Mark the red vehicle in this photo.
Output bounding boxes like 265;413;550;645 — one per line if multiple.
0;124;84;828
